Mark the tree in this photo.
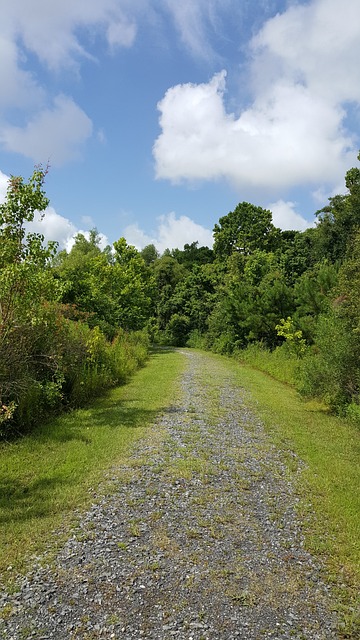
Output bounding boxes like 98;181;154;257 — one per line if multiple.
213;202;280;260
152;255;187;330
140;244;159;266
207;251;293;351
0;167;62;430
56;236;155;335
171;242;214;269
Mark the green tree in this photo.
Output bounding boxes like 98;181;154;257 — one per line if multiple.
213;202;280;260
171;242;214;269
152;255;187;330
56;236;155;335
0;167;62;430
140;244;159;266
207;251;293;351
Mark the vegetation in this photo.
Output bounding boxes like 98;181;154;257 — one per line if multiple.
147;152;360;420
0;167;153;436
1;158;359;633
2;154;360;432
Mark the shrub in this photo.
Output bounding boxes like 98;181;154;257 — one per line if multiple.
165;314;191;346
298;312;360;411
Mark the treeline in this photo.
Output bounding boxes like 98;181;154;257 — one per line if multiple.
146;153;360;420
1;154;360;435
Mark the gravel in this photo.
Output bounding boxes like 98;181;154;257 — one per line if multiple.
0;350;338;639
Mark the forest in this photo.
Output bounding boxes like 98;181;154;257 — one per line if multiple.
1;154;360;436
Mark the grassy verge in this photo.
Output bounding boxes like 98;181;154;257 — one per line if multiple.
0;348;185;583
198;350;360;638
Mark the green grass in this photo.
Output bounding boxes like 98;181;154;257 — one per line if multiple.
0;347;185;582
237;342;299;386
198;349;359;637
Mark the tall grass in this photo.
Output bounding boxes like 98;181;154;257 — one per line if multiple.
1;311;150;436
237;342;299;386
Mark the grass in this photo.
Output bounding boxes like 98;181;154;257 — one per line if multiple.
195;349;359;638
0;347;185;582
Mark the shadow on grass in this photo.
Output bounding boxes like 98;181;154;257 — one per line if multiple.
0;347;182;527
44;401;168;443
0;401;170;524
149;345;177;356
0;475;73;524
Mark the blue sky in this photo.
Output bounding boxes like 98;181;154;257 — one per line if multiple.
0;0;359;252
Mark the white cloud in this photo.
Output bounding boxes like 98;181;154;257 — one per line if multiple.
27;207;78;248
154;0;360;196
0;170;9;204
124;212;213;252
26;208;109;252
251;0;360;104
162;0;220;61
3;1;138;70
107;20;137;50
0;95;93;166
268;200;312;232
81;215;95;226
0;36;44;110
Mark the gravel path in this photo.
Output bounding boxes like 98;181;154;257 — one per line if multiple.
0;350;338;639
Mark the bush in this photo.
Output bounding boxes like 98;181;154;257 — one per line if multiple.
0;309;150;436
165;314;191;346
186;330;207;349
298;312;360;411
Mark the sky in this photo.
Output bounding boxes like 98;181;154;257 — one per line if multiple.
0;0;360;253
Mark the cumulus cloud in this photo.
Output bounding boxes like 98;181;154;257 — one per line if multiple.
27;208;78;248
154;0;360;197
0;95;93;166
124;212;213;252
268;200;312;232
26;208;109;252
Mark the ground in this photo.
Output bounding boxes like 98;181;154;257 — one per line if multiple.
0;350;338;639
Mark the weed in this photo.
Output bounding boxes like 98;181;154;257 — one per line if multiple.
116;541;128;550
0;604;13;620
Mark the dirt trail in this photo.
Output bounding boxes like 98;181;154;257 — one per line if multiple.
0;350;338;639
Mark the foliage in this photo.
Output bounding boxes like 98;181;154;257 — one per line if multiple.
56;234;155;337
0;167;63;434
0;171;152;436
275;317;306;356
238;342;299;386
3;152;360;431
298;312;360;410
213;202;280;259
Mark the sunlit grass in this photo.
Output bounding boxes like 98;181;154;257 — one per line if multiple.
0;348;185;580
